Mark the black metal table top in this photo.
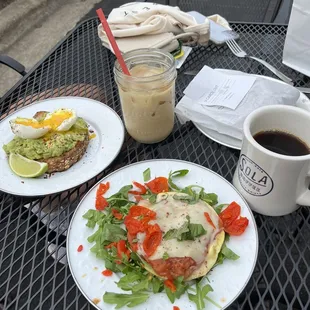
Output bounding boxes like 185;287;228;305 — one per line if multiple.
1;18;310;310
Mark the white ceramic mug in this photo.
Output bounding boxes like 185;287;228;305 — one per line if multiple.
233;105;310;216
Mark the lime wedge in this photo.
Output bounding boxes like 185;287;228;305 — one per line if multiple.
9;153;48;178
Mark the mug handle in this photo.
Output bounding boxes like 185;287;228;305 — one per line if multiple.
296;170;310;206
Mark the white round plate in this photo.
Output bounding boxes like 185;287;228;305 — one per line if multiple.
67;159;258;310
0;97;125;196
194;69;310;150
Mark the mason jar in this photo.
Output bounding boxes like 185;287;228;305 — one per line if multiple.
114;48;177;144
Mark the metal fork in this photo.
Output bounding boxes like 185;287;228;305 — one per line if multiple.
226;39;293;85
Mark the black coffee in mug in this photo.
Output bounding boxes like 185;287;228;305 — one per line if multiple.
253;130;310;156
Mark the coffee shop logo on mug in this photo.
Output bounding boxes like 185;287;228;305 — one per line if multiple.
237;154;274;196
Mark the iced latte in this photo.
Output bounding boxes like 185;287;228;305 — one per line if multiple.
114;49;177;144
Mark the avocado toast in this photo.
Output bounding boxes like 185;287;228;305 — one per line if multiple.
3;111;90;173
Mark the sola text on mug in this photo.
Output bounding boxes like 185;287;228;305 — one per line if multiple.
237;155;274;196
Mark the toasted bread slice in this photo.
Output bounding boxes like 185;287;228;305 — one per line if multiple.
38;136;89;173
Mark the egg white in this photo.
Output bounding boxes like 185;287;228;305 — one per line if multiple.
10;120;50;139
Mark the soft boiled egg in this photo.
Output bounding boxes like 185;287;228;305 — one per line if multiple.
10;118;50;139
10;108;78;139
43;108;77;132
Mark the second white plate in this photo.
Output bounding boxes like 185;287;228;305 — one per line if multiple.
0;97;125;196
194;69;310;150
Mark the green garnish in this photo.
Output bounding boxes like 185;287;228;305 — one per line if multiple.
214;203;227;214
162;252;169;260
143;168;151;182
163;215;206;241
165;276;188;303
188;283;221;310
215;235;240;267
103;292;149;309
168;169;189;190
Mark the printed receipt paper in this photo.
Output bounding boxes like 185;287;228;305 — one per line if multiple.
184;66;256;110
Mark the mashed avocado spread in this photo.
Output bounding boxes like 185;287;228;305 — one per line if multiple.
3;118;88;160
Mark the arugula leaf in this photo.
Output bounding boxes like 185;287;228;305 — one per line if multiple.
117;272;147;291
188;283;214;310
173;193;199;205
82;209;106;228
143;168;151;182
141;194;157;204
214;203;227;214
151;277;163;293
187;223;207;239
214;235;239;267
163;221;189;241
165;277;188;303
199;192;218;206
109;185;133;200
103;292;149;309
162;252;169;260
102;224;126;242
164;217;206;241
168;169;189;190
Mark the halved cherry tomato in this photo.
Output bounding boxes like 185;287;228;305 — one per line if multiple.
128;205;156;218
124;216;146;235
117;240;130;259
219;201;240;228
105;242;117;249
145;177;169;194
112;208;123;220
97;182;110;195
77;245;83;252
164;279;176;292
146;223;161;234
128;181;147;195
95;195;109;210
173;306;180;310
102;269;113;277
204;212;216;229
224;216;249;236
143;230;162;257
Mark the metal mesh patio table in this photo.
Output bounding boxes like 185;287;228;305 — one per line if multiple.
0;18;309;310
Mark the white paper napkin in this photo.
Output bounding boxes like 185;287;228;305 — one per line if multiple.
175;67;301;141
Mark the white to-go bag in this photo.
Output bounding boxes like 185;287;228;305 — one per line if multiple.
283;0;310;77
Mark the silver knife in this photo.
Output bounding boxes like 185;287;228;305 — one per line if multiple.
183;70;310;94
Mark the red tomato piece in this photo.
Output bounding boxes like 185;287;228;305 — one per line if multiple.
111;208;123;220
128;181;147;195
102;269;113;277
128;205;156;218
95;195;109;210
77;245;83;252
117;240;130;259
97;182;110;195
219;201;241;228
173;306;180;310
164;279;176;292
145;177;169;194
143;230;162;257
204;212;216;229
124;216;146;236
224;216;249;236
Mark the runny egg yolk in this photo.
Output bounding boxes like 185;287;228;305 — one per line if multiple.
15;110;73;130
